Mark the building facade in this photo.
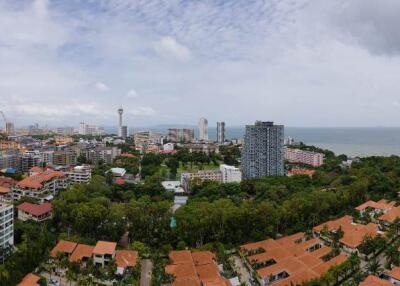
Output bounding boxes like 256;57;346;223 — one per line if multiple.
217;122;225;144
66;165;92;184
284;147;324;167
241;121;284;179
198;117;208;141
0;202;14;261
181;170;222;191
220;164;242;183
167;128;194;142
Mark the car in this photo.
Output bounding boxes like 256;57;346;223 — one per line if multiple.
49;278;60;286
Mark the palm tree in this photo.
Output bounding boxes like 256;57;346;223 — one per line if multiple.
385;244;399;268
367;259;383;275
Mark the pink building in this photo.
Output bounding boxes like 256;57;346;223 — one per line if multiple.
284;147;324;167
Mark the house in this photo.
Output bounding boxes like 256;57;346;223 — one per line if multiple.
108;168;127;177
16;273;40;286
162;181;185;193
387;267;400;284
92;241;117;267
165;250;231;286
359;275;393;286
115;250;138;275
50;240;78;258
355;200;396;217
69;244;95;264
17;202;52;222
313;215;383;253
240;232;347;286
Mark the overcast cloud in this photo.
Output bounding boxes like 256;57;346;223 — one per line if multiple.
0;0;400;127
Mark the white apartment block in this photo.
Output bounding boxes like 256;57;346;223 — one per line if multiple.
284;147;324;167
220;164;242;183
0;202;14;260
66;165;92;184
181;170;222;191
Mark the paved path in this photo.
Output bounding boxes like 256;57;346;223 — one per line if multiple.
41;272;76;286
232;255;252;286
140;259;153;286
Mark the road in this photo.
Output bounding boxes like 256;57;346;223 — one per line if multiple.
41;271;77;286
232;255;252;286
140;259;153;286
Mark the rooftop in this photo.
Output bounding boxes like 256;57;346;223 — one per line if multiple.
50;240;78;258
93;241;117;255
69;244;95;263
17;169;65;189
16;273;40;286
17;202;52;216
240;232;347;284
358;275;393;286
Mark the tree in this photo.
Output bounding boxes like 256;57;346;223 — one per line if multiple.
367;259;383;275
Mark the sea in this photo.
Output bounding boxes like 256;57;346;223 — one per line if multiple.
113;126;400;157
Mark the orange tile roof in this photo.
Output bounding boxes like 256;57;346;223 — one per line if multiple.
240;232;348;285
16;273;40;286
355;200;394;212
50;240;78;258
116;250;138;269
166;251;230;286
17;169;65;189
0;186;10;194
192;251;215;265
313;215;381;249
92;241;116;255
288;169;316;177
379;207;400;223
359;275;393;286
69;244;95;262
169;250;194;264
388;267;400;281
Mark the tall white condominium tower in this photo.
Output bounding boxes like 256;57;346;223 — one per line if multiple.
241;121;284;179
0;202;14;261
198;117;208;141
217;122;225;143
118;107;128;139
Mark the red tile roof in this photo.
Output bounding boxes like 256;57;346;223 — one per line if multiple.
0;176;16;188
359;275;393;286
0;186;10;194
17;202;52;216
115;178;125;185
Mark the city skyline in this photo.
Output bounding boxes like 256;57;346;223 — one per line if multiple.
1;1;400;127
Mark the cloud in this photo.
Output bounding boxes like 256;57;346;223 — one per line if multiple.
2;0;400;128
126;89;139;99
94;81;110;92
155;36;191;62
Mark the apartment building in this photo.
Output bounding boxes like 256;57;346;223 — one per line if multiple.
181;170;222;191
168;128;194;142
12;169;69;202
86;146;120;165
0;202;14;261
66;165;92;184
241;121;284;179
20;151;42;172
52;150;77;166
220;164;242;183
284;147;324;167
0;151;20;170
0;141;20;150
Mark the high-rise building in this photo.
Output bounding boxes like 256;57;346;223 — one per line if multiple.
5;122;14;136
241;121;284;179
117;107;125;138
220;164;241;183
0;202;14;261
217;122;225;143
168;128;194;142
119;126;128;139
198;118;208;141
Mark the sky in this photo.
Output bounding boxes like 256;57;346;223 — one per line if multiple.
1;0;400;128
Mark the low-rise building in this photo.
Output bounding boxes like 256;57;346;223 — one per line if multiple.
313;215;383;253
17;202;52;222
387;267;400;285
220;164;242;183
240;233;347;286
16;273;40;286
181;170;222;191
66;165;92;184
109;167;127;177
287;169;316;177
165;250;231;286
93;241;117;267
50;240;78;259
0;202;13;261
12;169;69;202
161;181;185;193
359;275;393;286
284;148;324;167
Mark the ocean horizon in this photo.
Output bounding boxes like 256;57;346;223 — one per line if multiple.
119;126;400;157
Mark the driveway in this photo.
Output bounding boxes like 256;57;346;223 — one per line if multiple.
41;271;77;286
232;255;252;286
140;259;153;286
